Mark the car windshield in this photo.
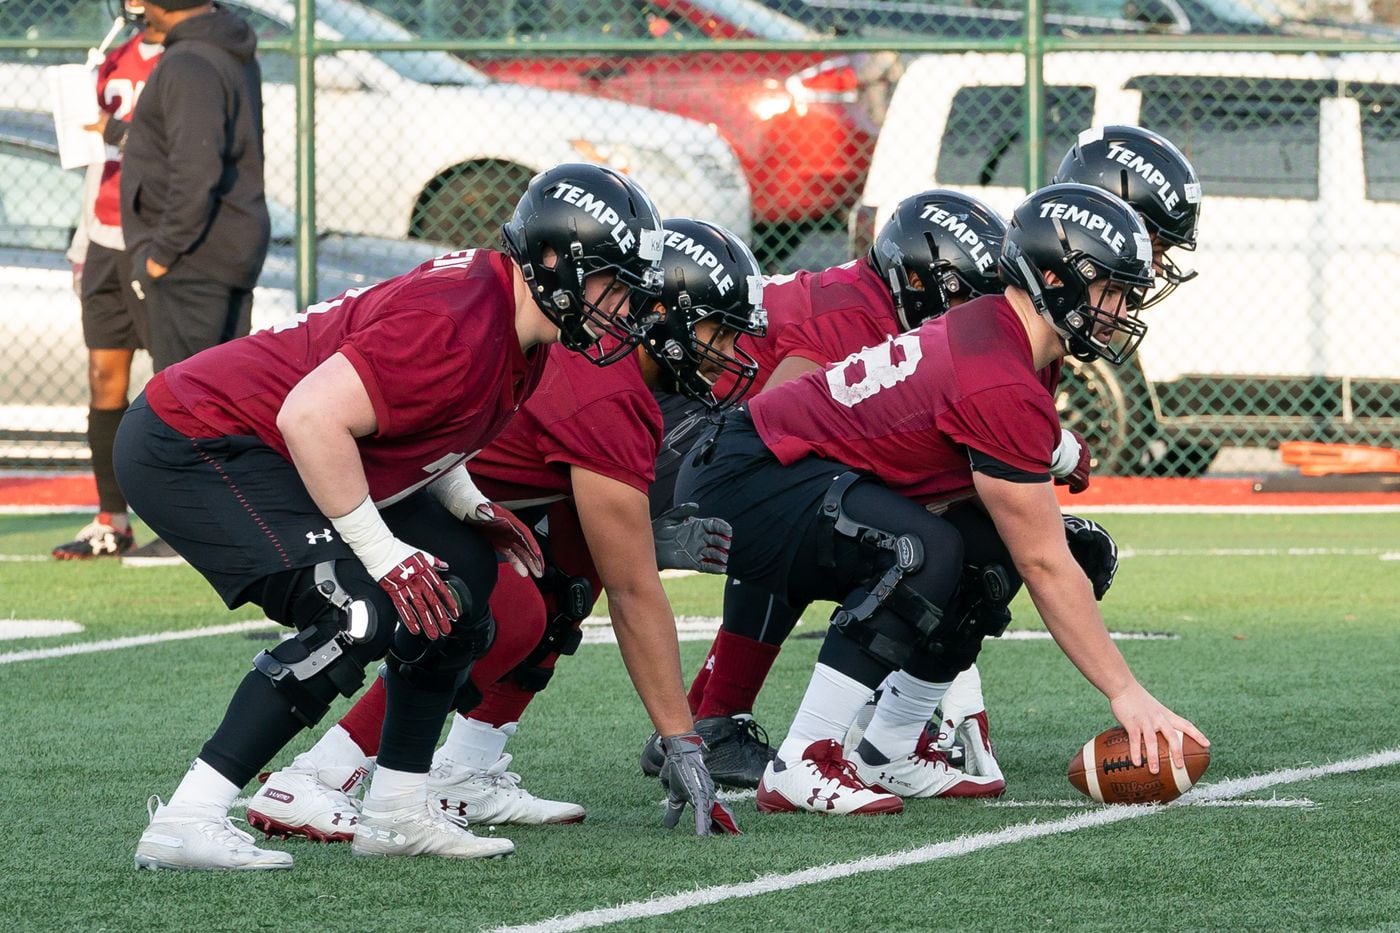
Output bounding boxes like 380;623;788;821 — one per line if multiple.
313;0;488;86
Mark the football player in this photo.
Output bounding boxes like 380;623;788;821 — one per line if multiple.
51;1;164;561
674;184;1208;814
913;124;1204;773
245;219;764;839
123;163;670;870
644;190;1089;792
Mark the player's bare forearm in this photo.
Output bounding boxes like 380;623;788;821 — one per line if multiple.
974;470;1136;699
278;353;379;519
573;466;695;737
608;587;694;737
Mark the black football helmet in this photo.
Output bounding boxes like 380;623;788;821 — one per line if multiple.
1054;125;1201;308
999;183;1155;365
869;189;1008;330
638;219;768;410
501;162;666;366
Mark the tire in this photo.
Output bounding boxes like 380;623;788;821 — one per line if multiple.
410;161;536;249
1055;357;1158;475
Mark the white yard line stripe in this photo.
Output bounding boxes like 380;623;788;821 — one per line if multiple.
0;619;279;665
577;618;1176;645
493;747;1400;933
985;796;1316;810
1069;505;1400;514
0;620;83;638
0;505;96;515
1120;547;1391;557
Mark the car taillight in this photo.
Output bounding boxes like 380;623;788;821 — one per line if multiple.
786;58;859;106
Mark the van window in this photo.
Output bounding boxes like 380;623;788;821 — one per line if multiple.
936;85;1095;187
1349;83;1400;203
1131;75;1329;200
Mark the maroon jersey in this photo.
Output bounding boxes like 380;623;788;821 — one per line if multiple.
146;250;546;506
770;261;900;371
711;259;895;403
470;343;663;507
750;295;1062;507
94;35;162;229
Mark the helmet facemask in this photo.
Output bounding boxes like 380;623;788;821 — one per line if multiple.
1010;239;1152;365
640;270;767;410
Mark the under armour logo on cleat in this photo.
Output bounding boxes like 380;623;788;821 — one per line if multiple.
807;789;841;810
306;528;334;544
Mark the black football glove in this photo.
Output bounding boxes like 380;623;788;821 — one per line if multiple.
658;732;741;836
1063;513;1118;600
652;503;731;574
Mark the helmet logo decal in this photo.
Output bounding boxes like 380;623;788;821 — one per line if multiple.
663;230;735;295
549;182;638;254
918;203;994;273
1106;143;1180;211
1038;202;1127;254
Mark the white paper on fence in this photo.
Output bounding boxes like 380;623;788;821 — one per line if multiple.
48;64;106;170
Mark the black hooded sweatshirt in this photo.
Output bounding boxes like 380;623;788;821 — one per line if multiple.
120;6;269;289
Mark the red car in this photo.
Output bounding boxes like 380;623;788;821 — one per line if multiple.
376;0;879;263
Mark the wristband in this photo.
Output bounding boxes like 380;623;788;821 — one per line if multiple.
1049;428;1082;478
329;495;400;579
429;464;491;522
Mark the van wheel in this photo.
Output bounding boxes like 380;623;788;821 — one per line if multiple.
411;161;536;249
1056;358;1156;476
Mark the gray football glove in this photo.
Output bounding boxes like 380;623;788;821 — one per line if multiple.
658;732;741;836
652;503;731;574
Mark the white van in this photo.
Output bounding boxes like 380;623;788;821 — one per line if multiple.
853;52;1400;473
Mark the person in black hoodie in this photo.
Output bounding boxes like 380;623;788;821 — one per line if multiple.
119;0;269;565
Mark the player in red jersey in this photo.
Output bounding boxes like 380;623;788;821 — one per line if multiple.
674;184;1209;815
123;163;668;870
51;2;164;560
247;219;764;838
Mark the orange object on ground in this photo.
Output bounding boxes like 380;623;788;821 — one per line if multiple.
1279;442;1400;476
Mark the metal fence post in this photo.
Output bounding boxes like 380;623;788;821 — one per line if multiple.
294;0;317;310
1023;0;1045;191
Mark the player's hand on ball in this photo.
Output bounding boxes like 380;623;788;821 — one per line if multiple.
1107;682;1209;774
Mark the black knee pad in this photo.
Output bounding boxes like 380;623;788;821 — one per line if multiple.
388;577;495;694
252;620;368;728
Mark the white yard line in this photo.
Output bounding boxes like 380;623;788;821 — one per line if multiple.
985;796;1316;810
0;620;83;638
0;619;279;665
577;618;1176;645
492;748;1400;933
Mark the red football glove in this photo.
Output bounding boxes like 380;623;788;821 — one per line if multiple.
1051;428;1092;495
470;503;545;578
377;549;459;640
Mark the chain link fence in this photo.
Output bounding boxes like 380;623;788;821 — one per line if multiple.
1;0;1397;474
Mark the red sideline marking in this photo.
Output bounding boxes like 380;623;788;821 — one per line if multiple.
0;473;1392;509
0;474;98;507
1056;476;1395;507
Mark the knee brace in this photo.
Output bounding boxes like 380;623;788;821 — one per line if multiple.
251;561;391;727
927;562;1018;664
508;568;594;694
820;472;945;670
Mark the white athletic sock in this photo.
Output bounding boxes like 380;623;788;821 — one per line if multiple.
777;664;876;764
299;724;371;773
167;758;240;813
364;765;427;810
859;670;952;761
439;717;517;771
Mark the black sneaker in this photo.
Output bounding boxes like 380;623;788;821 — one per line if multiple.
52;513;135;560
695;713;777;790
121;537;186;567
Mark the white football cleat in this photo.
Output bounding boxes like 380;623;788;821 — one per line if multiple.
351;796;515;860
850;739;1006;799
247;763;365;843
134;795;293;871
429;753;585;826
756;739;903;816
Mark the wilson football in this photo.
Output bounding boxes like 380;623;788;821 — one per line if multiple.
1067;726;1210;804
